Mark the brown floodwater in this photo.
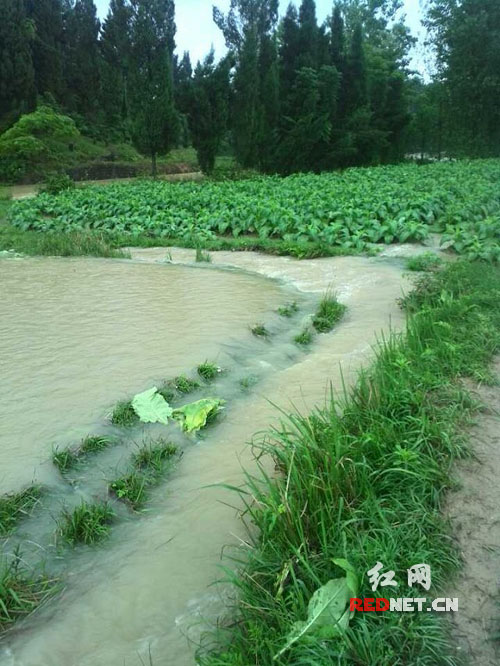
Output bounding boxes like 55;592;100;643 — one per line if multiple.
0;250;409;666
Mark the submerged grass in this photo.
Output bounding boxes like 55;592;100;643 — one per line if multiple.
312;291;347;333
197;361;222;383
57;501;115;546
111;399;139;427
52;435;114;473
0;486;43;536
197;261;500;666
110;439;178;509
251;323;270;338
0;554;58;633
277;302;299;317
294;327;314;346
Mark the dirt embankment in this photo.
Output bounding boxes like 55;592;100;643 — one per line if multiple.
447;359;500;665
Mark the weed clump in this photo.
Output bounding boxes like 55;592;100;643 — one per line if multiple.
0;486;43;536
312;293;346;333
197;361;221;383
195;247;211;263
110;439;178;509
239;375;259;391
52;447;79;473
406;252;443;272
277;302;299;317
57;501;115;546
173;375;201;394
294;328;313;346
0;555;58;632
251;323;269;338
52;435;114;473
111;400;139;426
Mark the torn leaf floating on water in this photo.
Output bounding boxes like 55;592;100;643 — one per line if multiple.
131;387;173;425
173;398;225;433
274;559;358;659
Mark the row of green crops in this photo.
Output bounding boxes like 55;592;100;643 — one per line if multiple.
10;159;500;260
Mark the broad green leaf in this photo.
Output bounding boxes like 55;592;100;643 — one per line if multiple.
274;576;351;659
173;398;225;433
131;387;173;425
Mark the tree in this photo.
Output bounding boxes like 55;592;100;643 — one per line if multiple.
296;0;318;69
174;51;194;147
214;0;279;168
187;51;230;174
0;0;36;129
25;0;65;102
426;0;500;156
100;0;133;133
129;0;179;175
63;0;102;118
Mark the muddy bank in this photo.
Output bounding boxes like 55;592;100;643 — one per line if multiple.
0;251;410;666
447;359;500;666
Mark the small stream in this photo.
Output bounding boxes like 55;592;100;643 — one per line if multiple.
0;250;410;665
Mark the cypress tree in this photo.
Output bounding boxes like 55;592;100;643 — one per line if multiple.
297;0;318;69
25;0;65;101
100;0;133;132
129;0;179;175
0;0;36;128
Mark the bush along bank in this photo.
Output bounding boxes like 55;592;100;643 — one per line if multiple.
196;261;500;666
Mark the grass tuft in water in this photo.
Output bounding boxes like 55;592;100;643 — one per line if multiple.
251;323;270;338
312;292;347;333
406;252;443;272
0;553;59;632
277;302;299;317
57;501;115;546
111;400;139;427
173;375;201;394
133;440;177;475
195;247;212;263
52;447;79;473
239;375;259;391
79;435;113;454
196;261;500;666
197;361;222;383
0;486;43;536
294;327;313;346
110;439;179;509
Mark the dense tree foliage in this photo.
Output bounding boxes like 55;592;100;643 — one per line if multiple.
0;0;499;174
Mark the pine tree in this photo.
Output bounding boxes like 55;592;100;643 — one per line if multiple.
296;0;318;69
278;3;301;111
129;0;179;175
330;4;345;73
174;51;193;147
0;0;36;128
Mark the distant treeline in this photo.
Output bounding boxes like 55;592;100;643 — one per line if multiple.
1;0;499;174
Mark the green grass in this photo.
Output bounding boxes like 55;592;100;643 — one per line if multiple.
405;252;443;272
52;435;114;473
195;247;212;263
79;435;114;454
294;327;314;346
132;439;177;475
312;292;347;333
251;323;270;338
109;471;148;509
0;224;128;258
277;302;299;317
157;382;177;402
0;555;58;633
110;439;178;509
173;375;201;394
197;261;500;666
0;486;43;536
57;501;115;546
111;399;139;427
52;447;79;473
197;361;222;383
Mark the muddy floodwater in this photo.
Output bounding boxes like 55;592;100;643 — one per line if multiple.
0;250;410;666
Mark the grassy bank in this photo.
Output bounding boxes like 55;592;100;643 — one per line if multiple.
197;261;500;665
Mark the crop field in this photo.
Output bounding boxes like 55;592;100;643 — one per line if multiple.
9;159;500;261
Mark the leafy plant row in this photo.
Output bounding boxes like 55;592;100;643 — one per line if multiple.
10;160;500;261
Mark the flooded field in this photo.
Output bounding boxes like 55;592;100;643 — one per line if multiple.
0;251;409;666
